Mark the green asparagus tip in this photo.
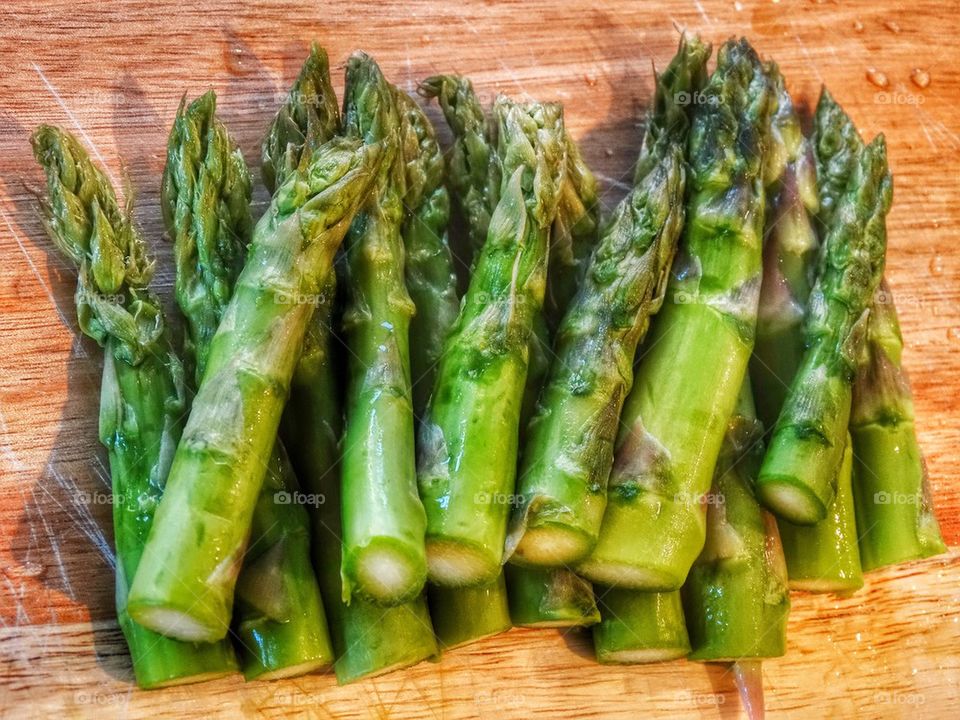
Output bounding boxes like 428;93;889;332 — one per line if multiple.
262;43;340;193
31;125;163;364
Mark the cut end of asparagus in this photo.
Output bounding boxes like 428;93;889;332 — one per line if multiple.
577;560;682;592
249;658;329;682
131;606;223;643
426;539;499;587
509;524;594;567
146;669;236;690
757;478;826;525
788;576;864;594
349;544;427;604
596;647;689;665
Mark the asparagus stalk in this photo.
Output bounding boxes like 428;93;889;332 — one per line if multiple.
757;133;893;524
395;89;458;419
749;70;820;430
505;565;599;628
508;37;705;569
579;39;772;590
31;126;238;687
851;280;946;569
592;590;690;664
269;52;439;682
682;380;790;660
417;96;566;587
128;86;383;643
811;91;944;568
778;433;863;591
162;89;333;679
337;54;428;606
428;576;512;649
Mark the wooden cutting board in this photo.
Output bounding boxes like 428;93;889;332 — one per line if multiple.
1;1;958;717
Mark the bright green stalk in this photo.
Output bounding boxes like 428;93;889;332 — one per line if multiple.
417;97;566;587
579;39;772;590
851;281;946;570
395;89;458;419
418;74;500;261
592;590;690;664
749;70;820;430
682;380;790;660
757;136;893;524
31;126;237;688
128;91;383;642
505;565;599;628
270;52;437;682
778;435;863;591
507;38;706;570
428;576;512;649
163;89;332;679
338;54;427;606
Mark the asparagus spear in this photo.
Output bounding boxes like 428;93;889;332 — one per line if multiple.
777;434;863;591
757;134;893;524
428;576;512;649
851;280;946;569
749;69;820;431
269;52;439;682
163;90;333;679
128;87;383;643
579;39;772;590
417;96;566;587
505;565;599;628
395;89;458;419
337;54;428;606
31;126;238;687
811;91;944;568
592;590;690;664
682;380;790;660
507;37;706;569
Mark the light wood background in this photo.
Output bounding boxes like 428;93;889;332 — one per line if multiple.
1;1;958;717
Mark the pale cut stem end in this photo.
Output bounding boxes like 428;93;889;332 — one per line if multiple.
758;479;826;525
250;659;329;682
578;561;682;592
352;545;424;604
597;647;688;664
132;606;224;643
426;539;499;587
509;524;593;567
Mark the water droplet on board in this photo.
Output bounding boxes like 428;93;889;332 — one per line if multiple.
853;20;864;32
605;148;614;157
929;256;943;275
583;72;597;87
866;68;890;89
226;44;245;75
947;327;960;342
911;68;931;88
734;1;744;11
884;20;901;33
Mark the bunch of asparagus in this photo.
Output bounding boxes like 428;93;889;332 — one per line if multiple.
31;32;943;711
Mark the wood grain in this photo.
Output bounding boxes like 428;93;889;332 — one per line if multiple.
1;1;958;717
